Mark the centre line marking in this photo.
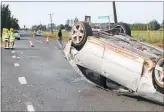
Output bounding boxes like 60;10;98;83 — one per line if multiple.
27;104;35;112
12;51;15;53
25;102;35;112
14;63;20;67
18;77;27;84
12;55;16;58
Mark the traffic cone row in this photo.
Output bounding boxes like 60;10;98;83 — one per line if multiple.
29;37;49;47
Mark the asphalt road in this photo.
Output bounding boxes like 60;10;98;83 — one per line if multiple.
2;32;164;111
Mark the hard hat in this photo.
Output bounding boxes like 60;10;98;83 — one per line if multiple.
10;28;13;31
3;28;7;33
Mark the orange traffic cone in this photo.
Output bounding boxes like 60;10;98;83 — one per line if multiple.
45;37;49;44
29;41;34;47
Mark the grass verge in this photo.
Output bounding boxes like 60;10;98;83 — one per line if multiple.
33;30;163;48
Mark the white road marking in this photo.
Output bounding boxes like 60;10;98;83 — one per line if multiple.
12;55;16;58
18;77;27;84
35;40;43;43
14;63;20;67
27;104;35;112
12;51;15;53
25;102;35;112
17;57;20;59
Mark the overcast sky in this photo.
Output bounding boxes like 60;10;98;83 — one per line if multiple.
2;1;163;28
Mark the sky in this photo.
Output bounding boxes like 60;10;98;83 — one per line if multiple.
2;1;163;28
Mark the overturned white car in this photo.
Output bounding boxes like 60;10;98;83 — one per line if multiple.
63;22;164;104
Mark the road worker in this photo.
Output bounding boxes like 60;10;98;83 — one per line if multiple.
9;28;15;49
3;28;10;49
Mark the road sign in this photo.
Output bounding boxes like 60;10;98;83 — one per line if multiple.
98;16;109;19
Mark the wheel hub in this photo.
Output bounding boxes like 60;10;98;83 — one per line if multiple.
71;24;84;44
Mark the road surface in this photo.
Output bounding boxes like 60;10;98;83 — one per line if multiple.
2;32;164;111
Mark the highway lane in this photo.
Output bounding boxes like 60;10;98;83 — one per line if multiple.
2;34;164;111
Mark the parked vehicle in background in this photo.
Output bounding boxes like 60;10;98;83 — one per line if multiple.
14;30;20;40
36;30;43;36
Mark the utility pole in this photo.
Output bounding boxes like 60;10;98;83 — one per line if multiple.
112;1;118;24
49;13;53;34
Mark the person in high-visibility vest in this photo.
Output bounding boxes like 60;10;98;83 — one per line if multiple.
3;28;10;49
9;28;15;49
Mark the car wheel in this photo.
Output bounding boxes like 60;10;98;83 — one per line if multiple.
153;58;164;94
17;38;20;40
71;21;92;50
112;22;131;36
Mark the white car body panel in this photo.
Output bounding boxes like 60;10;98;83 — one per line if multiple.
63;36;164;104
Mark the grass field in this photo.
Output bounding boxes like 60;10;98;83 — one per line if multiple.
42;31;70;41
131;30;163;43
32;30;163;48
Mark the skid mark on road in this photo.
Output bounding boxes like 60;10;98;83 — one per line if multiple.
18;77;27;84
14;63;20;67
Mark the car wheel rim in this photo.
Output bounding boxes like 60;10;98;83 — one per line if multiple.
155;60;164;87
71;23;84;44
114;25;125;34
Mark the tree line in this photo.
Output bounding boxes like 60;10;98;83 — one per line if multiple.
129;20;163;31
1;4;20;32
31;17;79;31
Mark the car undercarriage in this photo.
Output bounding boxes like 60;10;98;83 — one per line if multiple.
63;21;164;105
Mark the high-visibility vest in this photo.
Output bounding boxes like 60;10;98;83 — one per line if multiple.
3;32;9;39
2;32;6;41
9;32;15;41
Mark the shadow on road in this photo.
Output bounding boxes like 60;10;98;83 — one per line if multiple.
76;65;164;106
17;38;29;40
121;94;164;106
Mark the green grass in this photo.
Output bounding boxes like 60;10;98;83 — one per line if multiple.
131;30;163;43
42;31;70;41
40;30;164;44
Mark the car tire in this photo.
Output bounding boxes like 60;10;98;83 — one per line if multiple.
17;38;20;40
153;58;164;94
112;22;131;36
71;21;92;50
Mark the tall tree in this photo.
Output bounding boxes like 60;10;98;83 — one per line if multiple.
1;4;20;31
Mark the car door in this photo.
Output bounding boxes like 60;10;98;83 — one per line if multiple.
101;42;144;91
75;36;105;74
